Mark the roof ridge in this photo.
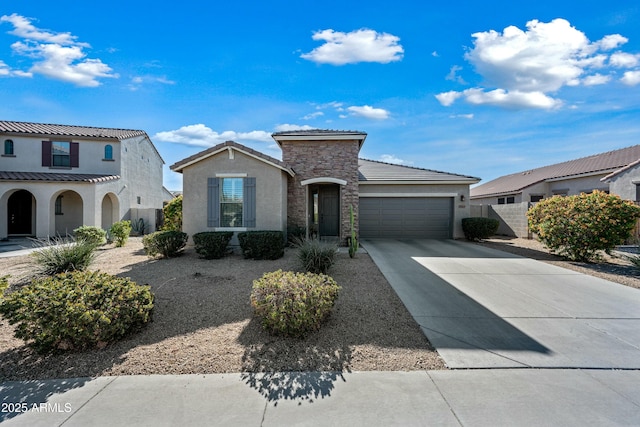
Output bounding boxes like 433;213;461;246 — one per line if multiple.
516;144;640;176
0;120;143;133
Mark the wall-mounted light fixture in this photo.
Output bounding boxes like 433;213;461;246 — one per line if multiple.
460;195;465;202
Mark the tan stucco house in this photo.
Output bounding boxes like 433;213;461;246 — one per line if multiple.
471;144;640;205
0;121;165;239
170;130;479;242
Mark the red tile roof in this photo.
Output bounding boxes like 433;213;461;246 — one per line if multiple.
0;171;120;183
0;121;147;140
471;145;640;198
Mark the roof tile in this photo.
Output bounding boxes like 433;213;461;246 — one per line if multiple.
471;145;640;198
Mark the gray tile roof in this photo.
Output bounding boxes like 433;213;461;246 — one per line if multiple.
0;171;120;183
272;129;367;137
0;120;147;140
170;141;294;175
358;158;480;182
471;144;640;198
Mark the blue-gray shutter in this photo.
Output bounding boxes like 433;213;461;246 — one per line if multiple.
243;177;256;228
207;178;220;227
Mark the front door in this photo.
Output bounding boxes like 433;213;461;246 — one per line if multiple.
319;186;339;237
7;190;33;235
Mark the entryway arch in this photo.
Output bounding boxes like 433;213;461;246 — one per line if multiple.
7;189;36;236
101;192;119;230
52;190;83;236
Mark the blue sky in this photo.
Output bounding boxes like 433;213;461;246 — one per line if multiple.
1;1;639;191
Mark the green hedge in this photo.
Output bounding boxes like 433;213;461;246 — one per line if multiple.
142;230;188;258
73;225;107;246
237;231;284;260
0;270;154;353
250;270;340;338
461;217;500;241
192;231;234;259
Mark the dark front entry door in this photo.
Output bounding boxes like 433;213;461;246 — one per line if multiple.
319;186;339;237
8;190;33;235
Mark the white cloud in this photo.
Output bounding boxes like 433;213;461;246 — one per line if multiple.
583;73;610;86
449;114;474;119
446;65;466;84
301;28;404;65
437;18;638;109
435;91;464;107
379;154;410;165
609;52;640;68
274;124;315;132
346;105;390;120
621;71;640;86
154;124;272;147
128;75;176;91
302;111;324;120
0;13;117;87
597;34;628;50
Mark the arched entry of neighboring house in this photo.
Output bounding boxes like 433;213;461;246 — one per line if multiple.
101;193;119;230
53;190;83;236
7;190;35;236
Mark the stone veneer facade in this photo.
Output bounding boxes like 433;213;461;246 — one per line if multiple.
280;137;362;243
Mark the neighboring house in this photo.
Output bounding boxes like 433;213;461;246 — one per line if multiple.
170;130;479;243
0;121;165;239
471;145;640;205
602;159;640;202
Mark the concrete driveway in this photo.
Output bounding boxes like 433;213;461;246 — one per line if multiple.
362;239;640;369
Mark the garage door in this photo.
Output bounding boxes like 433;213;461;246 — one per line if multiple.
359;197;453;239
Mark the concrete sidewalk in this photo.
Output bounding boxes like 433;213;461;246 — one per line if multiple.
2;370;639;426
363;239;640;369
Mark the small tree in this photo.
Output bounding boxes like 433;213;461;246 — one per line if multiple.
527;191;640;262
162;195;183;231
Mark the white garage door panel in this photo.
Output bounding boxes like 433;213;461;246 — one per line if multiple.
359;197;453;239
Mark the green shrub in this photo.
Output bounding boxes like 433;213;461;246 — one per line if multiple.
250;270;340;338
131;218;148;236
296;238;338;274
192;231;233;259
109;220;132;247
237;231;284;260
162;195;182;231
0;276;8;294
462;217;500;241
0;270;154;354
74;225;107;246
31;237;97;276
142;230;188;258
527;191;640;262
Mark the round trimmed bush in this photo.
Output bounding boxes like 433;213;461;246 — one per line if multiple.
74;225;107;246
0;270;154;353
250;270;341;338
193;231;233;259
142;230;188;258
527;191;640;261
461;217;500;241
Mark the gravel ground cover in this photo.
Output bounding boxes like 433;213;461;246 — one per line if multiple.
0;238;445;381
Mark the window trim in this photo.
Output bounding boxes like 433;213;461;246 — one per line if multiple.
3;139;14;156
103;144;114;161
207;176;256;228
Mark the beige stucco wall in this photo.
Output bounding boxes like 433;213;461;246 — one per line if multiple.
358;182;472;239
0;133;164;238
471;173;611;205
608;165;640;201
0;180;124;238
1;135;120;175
179;148;288;243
